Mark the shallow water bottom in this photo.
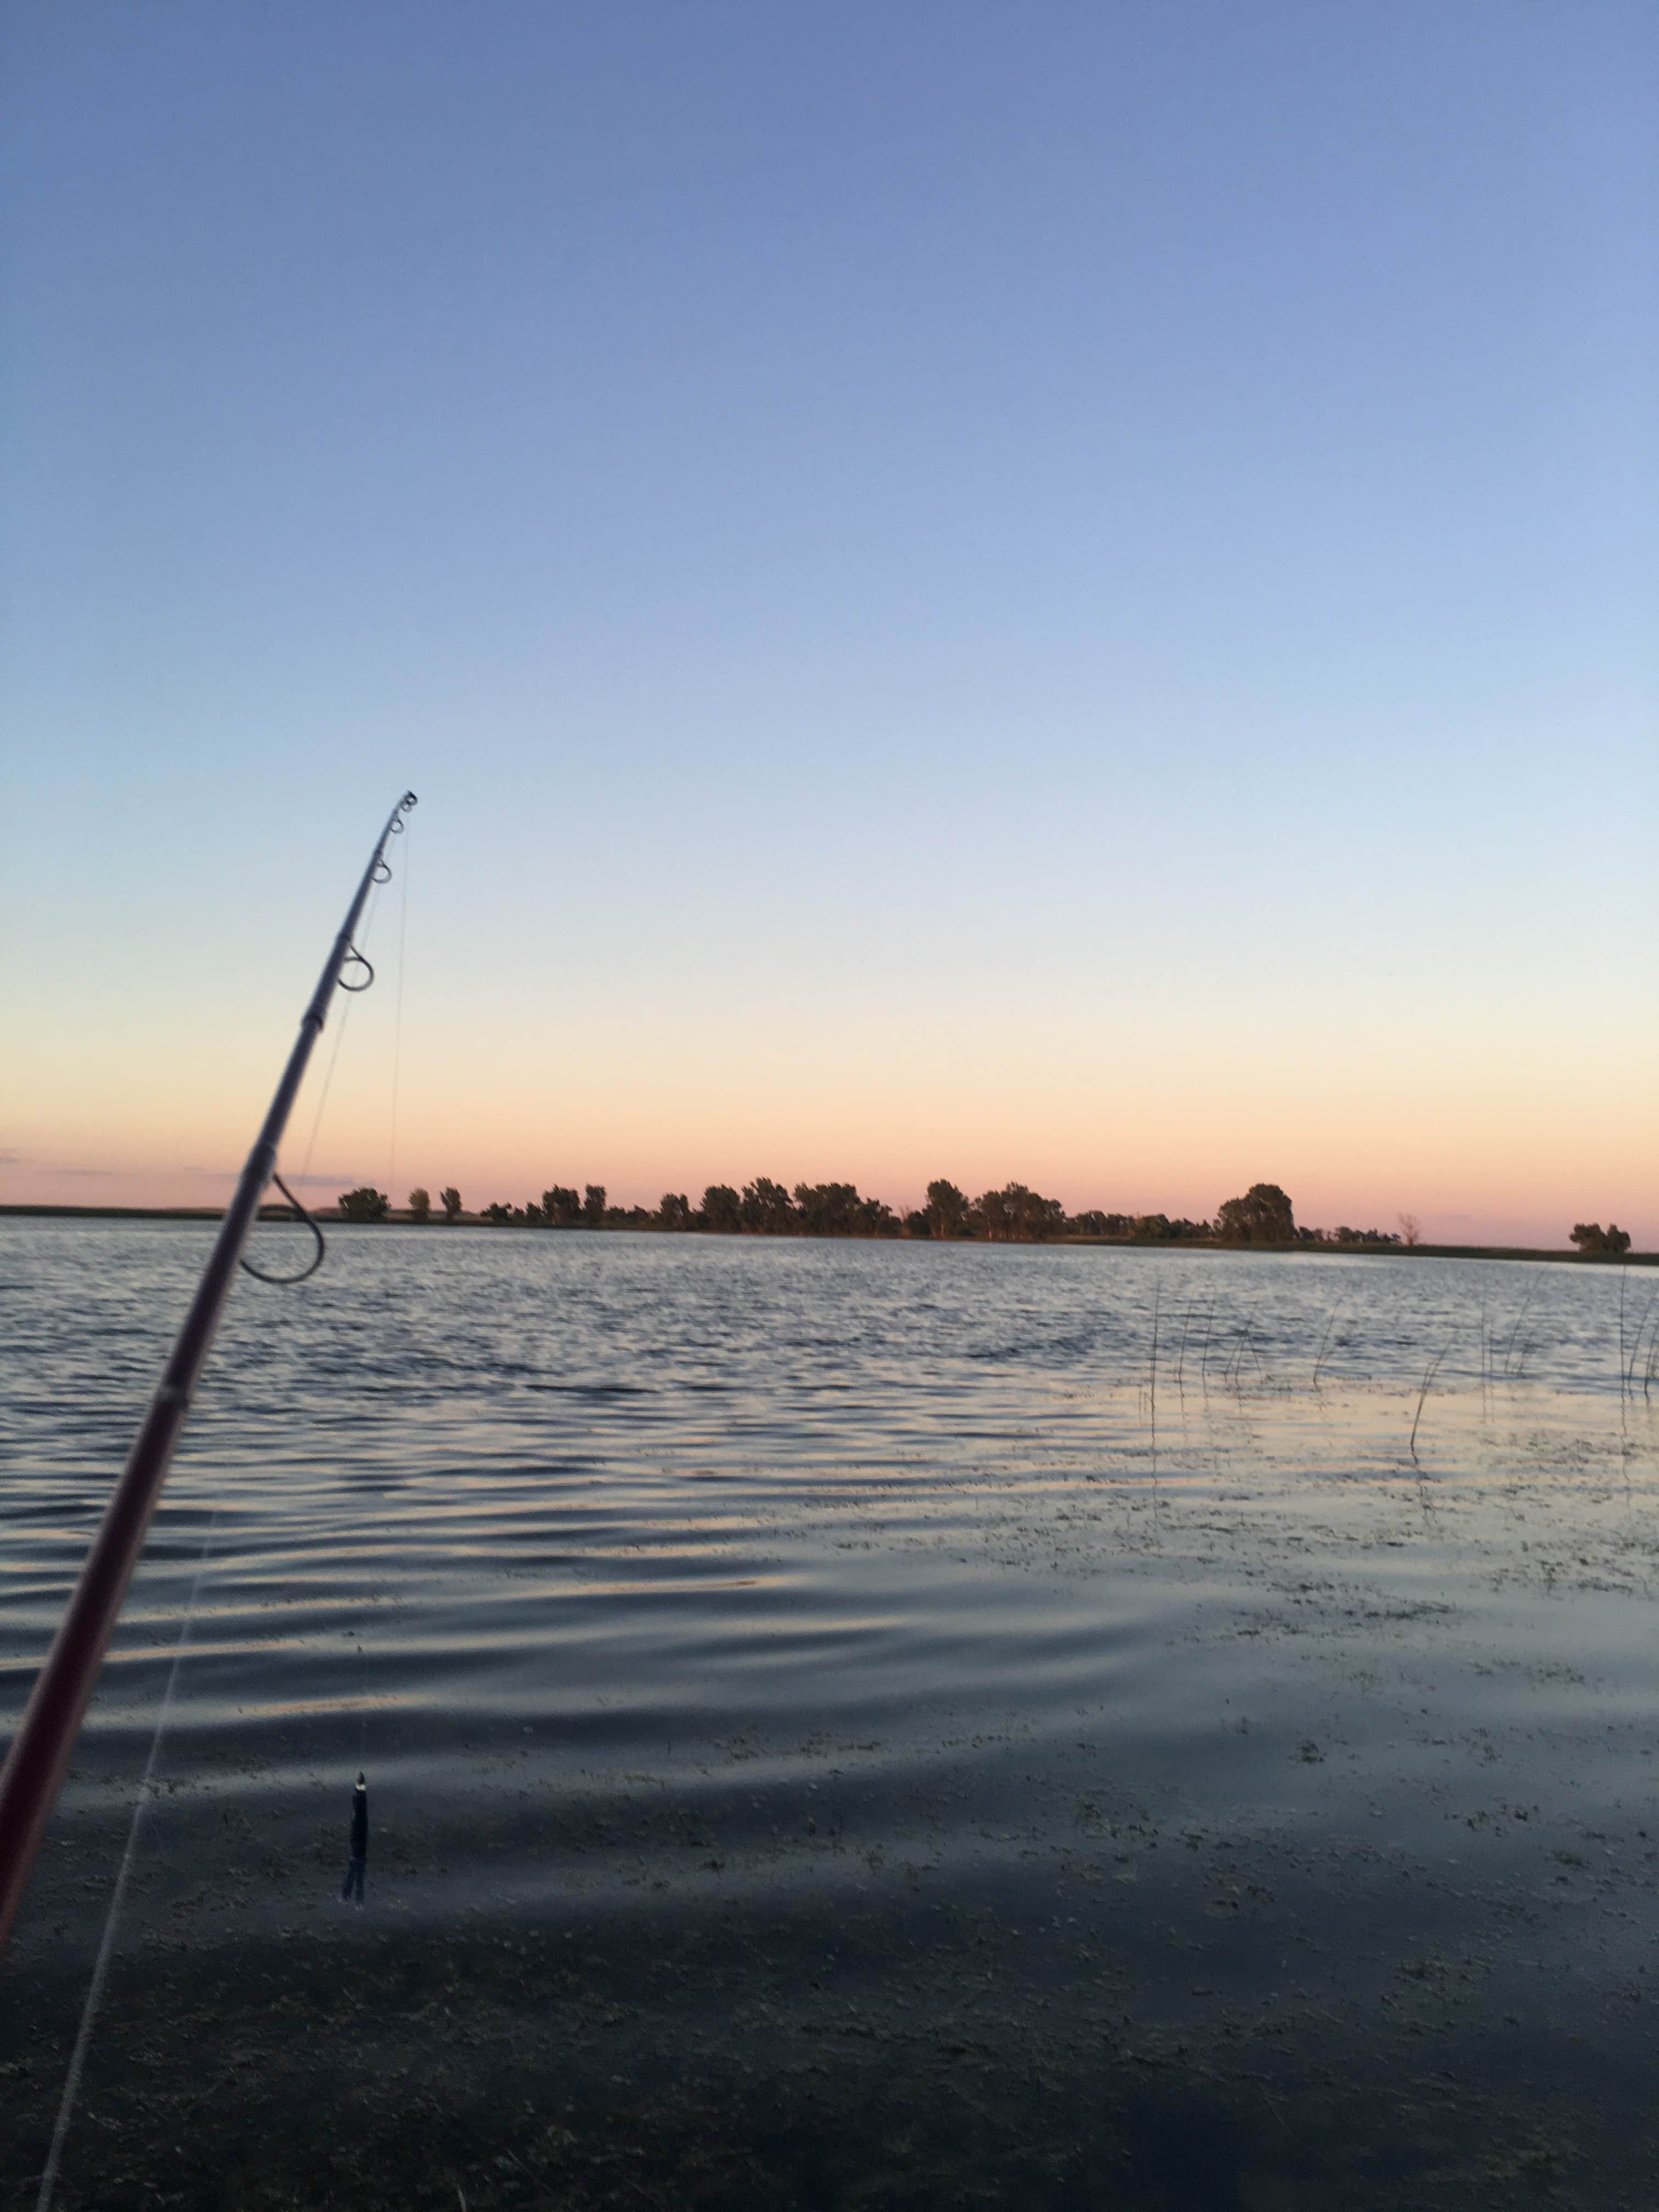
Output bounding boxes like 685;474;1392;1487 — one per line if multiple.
7;1840;1659;2211
10;1440;1659;2208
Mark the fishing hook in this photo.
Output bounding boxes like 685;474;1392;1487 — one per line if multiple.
338;946;375;992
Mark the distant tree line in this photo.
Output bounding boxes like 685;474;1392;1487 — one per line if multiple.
329;1184;1635;1255
329;1175;1432;1249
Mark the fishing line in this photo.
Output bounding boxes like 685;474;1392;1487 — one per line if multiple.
297;994;354;1186
36;1510;219;2212
297;874;387;1188
387;815;411;1200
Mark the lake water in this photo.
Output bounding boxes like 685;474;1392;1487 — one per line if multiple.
3;1224;1658;2209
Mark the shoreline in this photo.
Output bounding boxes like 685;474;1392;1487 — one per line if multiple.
0;1203;1649;1264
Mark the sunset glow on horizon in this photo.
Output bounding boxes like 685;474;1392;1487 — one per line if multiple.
7;916;1653;1248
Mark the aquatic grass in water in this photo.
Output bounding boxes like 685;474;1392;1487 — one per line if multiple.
2;1226;1658;2207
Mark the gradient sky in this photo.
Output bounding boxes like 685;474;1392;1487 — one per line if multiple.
3;2;1655;1243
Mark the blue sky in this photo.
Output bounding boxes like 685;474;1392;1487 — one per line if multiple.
3;2;1655;1238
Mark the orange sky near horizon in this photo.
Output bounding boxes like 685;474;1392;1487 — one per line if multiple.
6;972;1654;1248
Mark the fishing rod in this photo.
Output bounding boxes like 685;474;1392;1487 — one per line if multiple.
0;790;417;1954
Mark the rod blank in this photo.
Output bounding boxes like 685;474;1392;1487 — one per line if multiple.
0;791;416;1955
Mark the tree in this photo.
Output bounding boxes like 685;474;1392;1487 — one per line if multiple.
658;1192;694;1229
1571;1222;1632;1258
901;1208;933;1238
793;1181;861;1237
702;1183;742;1237
1397;1212;1421;1248
1017;1188;1064;1241
1215;1183;1295;1245
337;1187;390;1222
974;1182;1064;1242
926;1179;969;1239
583;1183;607;1228
440;1187;462;1222
543;1186;581;1227
408;1187;431;1223
1070;1210;1132;1239
740;1177;795;1235
481;1201;515;1225
1132;1214;1172;1242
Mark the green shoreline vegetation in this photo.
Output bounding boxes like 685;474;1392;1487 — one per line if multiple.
3;1184;1645;1262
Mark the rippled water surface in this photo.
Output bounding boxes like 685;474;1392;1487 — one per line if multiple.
4;1224;1659;2209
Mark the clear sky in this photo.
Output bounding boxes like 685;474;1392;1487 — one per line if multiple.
3;2;1655;1243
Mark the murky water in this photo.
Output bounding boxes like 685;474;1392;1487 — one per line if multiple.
3;1225;1658;2208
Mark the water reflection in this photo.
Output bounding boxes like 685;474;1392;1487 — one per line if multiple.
2;1227;1657;2204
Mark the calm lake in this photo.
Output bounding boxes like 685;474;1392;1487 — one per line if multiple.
3;1224;1658;2209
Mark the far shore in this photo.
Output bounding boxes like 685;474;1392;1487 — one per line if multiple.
1;1204;1650;1266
